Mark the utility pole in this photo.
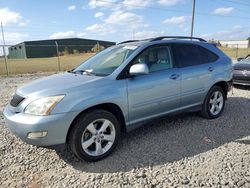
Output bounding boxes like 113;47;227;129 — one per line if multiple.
1;22;9;75
190;0;196;38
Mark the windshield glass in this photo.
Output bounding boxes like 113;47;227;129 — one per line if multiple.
73;45;138;76
239;59;250;64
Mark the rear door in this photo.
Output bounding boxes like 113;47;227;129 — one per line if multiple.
172;43;219;109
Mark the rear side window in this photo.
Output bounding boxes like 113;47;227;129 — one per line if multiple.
173;44;201;67
197;45;219;63
173;44;218;67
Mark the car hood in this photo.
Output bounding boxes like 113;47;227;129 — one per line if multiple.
234;63;250;71
17;72;104;96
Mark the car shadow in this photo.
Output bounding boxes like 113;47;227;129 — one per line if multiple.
236;139;250;145
54;96;250;173
233;85;250;90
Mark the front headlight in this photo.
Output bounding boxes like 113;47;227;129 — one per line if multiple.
24;95;65;116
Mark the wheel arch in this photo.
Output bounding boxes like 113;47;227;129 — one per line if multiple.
66;103;126;143
212;81;228;99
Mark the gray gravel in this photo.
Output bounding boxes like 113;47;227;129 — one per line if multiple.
0;73;250;188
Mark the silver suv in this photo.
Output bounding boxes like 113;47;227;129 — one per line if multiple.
4;36;233;161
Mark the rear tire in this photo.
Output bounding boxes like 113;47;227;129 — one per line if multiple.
68;109;121;162
201;86;225;119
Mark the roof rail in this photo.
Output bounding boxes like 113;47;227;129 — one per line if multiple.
150;36;207;42
118;40;140;45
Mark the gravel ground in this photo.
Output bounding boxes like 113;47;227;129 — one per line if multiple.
0;73;250;188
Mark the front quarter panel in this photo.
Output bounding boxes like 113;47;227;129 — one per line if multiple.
52;78;129;123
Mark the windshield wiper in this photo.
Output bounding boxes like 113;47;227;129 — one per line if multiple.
73;69;96;76
83;71;108;76
70;69;108;77
82;69;94;75
91;72;109;76
67;68;75;73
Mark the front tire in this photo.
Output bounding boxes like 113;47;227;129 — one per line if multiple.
201;86;225;119
69;110;121;162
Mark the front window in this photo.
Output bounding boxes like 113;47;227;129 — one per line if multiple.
73;45;138;76
132;46;173;73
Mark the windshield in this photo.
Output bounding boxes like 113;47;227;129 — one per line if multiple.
239;59;250;64
73;45;138;76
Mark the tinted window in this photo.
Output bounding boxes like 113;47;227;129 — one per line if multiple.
173;44;218;67
133;46;173;73
173;44;201;67
197;46;218;63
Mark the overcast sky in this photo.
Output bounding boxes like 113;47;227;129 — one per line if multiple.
0;0;250;45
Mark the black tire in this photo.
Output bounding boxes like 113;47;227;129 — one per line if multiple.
201;86;226;119
68;109;121;162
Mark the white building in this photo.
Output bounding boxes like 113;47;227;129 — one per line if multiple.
219;40;250;48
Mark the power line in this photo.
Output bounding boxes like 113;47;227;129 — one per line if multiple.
96;0;192;14
96;0;250;20
197;12;250;20
219;0;250;7
214;0;250;13
7;44;101;47
2;0;250;34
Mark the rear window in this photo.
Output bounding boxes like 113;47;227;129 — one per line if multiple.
173;44;219;67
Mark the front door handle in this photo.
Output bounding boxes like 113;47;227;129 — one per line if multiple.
208;67;214;72
170;74;180;80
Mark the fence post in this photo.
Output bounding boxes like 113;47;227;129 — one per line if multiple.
236;44;238;59
1;22;9;76
1;45;9;76
96;42;100;52
55;41;61;72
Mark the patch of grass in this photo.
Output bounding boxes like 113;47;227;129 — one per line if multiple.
219;47;250;59
0;53;95;75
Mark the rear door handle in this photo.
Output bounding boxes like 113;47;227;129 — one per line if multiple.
208;67;214;72
170;74;180;80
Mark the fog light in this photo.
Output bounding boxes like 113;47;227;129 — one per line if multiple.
27;131;48;139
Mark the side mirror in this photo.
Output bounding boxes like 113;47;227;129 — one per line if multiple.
129;63;149;76
237;57;244;62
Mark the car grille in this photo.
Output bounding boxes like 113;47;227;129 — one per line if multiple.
10;93;25;107
233;70;243;74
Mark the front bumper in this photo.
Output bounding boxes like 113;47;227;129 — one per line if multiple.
3;105;78;146
233;79;250;86
233;70;250;86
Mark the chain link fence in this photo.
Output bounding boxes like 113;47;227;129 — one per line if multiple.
0;43;109;75
1;42;250;76
218;44;250;60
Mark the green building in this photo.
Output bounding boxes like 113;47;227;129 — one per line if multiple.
8;38;116;59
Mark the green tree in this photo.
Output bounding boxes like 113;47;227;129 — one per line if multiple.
91;43;105;53
73;49;80;54
63;47;70;55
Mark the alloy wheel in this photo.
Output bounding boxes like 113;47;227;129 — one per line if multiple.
209;91;224;116
81;119;116;156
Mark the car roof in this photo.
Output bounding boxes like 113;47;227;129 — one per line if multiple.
116;36;226;59
117;36;208;47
